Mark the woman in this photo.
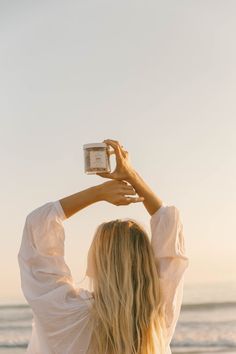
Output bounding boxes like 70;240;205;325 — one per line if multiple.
18;139;189;354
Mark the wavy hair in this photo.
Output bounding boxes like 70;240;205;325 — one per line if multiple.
87;219;167;354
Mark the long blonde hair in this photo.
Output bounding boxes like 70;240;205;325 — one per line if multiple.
87;219;167;354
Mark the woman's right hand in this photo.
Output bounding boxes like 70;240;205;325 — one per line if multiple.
96;139;163;216
96;139;136;182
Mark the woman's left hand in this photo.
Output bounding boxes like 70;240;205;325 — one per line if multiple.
98;180;144;206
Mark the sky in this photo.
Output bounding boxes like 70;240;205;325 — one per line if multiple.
0;0;235;303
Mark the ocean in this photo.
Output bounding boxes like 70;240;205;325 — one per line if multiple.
1;282;236;354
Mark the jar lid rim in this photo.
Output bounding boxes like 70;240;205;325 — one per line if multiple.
83;143;107;149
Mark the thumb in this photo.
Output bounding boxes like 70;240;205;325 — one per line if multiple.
96;172;113;179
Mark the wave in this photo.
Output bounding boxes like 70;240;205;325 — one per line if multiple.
1;340;236;350
0;324;32;330
0;341;235;350
0;304;29;310
182;301;236;311
171;340;236;348
0;315;33;322
2;301;236;311
0;343;28;348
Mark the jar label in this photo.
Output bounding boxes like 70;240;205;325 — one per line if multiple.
90;151;106;168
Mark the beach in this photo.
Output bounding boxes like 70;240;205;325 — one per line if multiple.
0;301;236;354
1;299;236;354
1;284;236;354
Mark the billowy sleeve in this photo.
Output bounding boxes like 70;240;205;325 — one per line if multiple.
150;205;189;346
18;201;93;353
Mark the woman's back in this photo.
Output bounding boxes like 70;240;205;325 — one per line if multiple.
18;200;188;354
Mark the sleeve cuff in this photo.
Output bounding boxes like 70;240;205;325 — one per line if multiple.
54;200;67;221
150;204;166;223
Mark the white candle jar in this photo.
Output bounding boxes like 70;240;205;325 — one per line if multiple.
83;143;111;174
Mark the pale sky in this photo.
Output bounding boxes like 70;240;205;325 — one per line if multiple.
0;0;235;303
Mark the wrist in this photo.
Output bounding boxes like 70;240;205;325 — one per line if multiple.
126;170;140;185
91;185;104;202
126;170;147;198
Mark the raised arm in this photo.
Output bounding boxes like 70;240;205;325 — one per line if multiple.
150;205;189;345
59;180;144;219
126;170;163;216
97;139;163;216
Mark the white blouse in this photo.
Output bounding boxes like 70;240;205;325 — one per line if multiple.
18;200;189;354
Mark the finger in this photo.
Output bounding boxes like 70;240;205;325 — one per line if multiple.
104;139;120;144
116;181;133;189
120;150;127;158
108;149;115;155
121;189;136;196
103;140;124;159
119;147;128;158
124;185;136;191
107;140;127;159
103;139;121;149
121;196;145;204
96;172;113;179
128;197;145;203
110;180;129;188
118;180;129;186
115;143;127;158
124;151;129;159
